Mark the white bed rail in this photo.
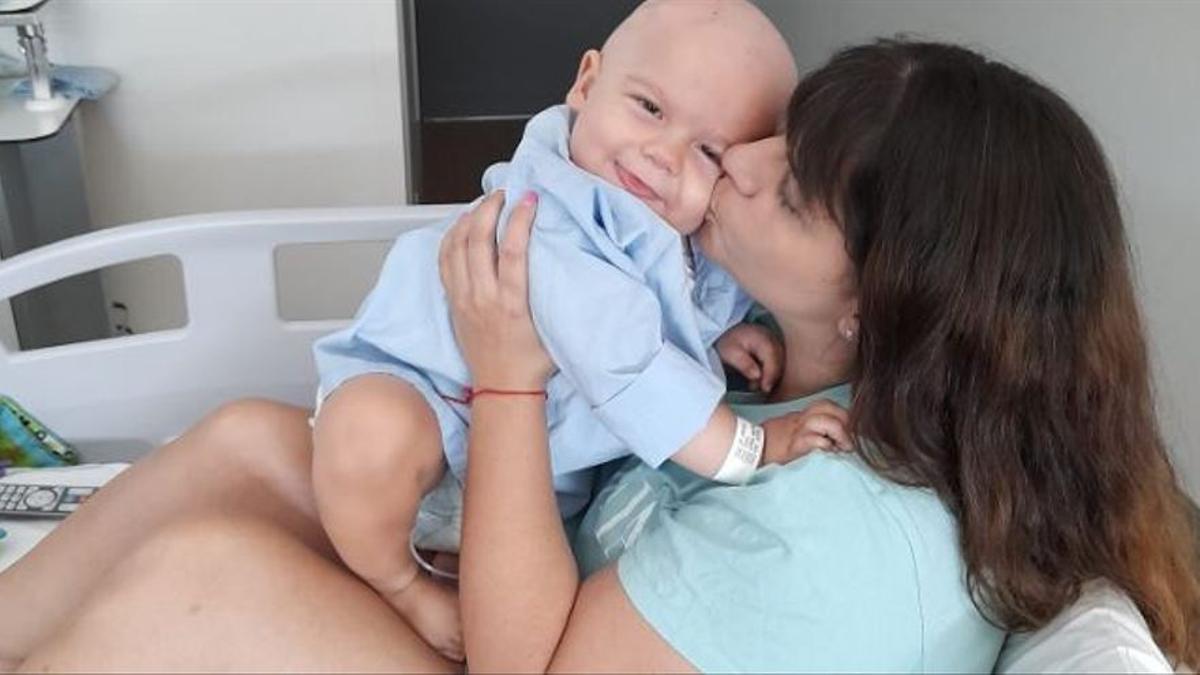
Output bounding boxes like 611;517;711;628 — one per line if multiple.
0;206;458;461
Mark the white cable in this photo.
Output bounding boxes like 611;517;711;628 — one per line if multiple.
409;536;460;581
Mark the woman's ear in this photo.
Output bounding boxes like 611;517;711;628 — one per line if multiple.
566;50;602;111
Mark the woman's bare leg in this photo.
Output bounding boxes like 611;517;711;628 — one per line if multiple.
0;399;325;667
18;514;457;673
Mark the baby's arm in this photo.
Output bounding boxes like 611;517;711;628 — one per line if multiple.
716;322;784;393
672;399;854;481
761;399;854;464
669;404;757;481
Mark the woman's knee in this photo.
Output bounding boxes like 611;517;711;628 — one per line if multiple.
184;398;312;471
138;398;320;527
202;398;311;447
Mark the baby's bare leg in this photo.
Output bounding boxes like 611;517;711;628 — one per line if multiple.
0;399;324;669
18;515;458;673
312;374;462;661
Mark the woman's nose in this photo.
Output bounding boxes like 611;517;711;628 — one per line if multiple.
721;136;785;196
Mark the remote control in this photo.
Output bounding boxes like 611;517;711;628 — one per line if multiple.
0;483;96;518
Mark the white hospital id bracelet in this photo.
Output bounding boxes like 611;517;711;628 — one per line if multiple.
713;416;764;484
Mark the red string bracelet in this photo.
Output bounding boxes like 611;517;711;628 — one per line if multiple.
441;387;547;405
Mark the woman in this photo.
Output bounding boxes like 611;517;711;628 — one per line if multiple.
3;39;1197;671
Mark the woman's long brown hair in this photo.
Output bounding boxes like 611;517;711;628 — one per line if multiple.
787;39;1200;665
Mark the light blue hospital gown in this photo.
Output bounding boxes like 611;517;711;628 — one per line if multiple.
313;105;751;520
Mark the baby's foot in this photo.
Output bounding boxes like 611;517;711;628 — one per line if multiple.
383;572;464;662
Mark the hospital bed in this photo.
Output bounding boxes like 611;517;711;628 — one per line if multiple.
0;207;1175;672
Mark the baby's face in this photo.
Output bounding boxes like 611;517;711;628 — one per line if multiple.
565;2;794;235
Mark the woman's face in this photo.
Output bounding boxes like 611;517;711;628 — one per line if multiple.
694;136;857;325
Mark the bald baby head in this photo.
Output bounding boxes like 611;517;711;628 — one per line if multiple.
564;0;798;233
604;0;797;107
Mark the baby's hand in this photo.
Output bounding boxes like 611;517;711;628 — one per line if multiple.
761;399;853;466
717;323;783;393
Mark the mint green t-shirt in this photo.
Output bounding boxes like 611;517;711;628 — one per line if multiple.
573;384;1005;672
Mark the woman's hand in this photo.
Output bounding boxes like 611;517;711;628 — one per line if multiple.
438;190;554;390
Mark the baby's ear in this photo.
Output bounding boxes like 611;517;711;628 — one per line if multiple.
566;50;602;111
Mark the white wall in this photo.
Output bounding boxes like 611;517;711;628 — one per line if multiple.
757;0;1200;497
13;0;406;331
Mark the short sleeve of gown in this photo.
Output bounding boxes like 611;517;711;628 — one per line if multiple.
615;453;929;673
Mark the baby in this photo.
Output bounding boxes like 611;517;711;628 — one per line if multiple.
312;0;819;661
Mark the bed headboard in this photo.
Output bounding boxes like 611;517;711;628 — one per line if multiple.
0;206;458;461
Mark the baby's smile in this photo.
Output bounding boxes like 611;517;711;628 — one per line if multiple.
614;162;662;203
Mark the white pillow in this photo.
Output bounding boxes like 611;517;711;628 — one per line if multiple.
994;580;1174;673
